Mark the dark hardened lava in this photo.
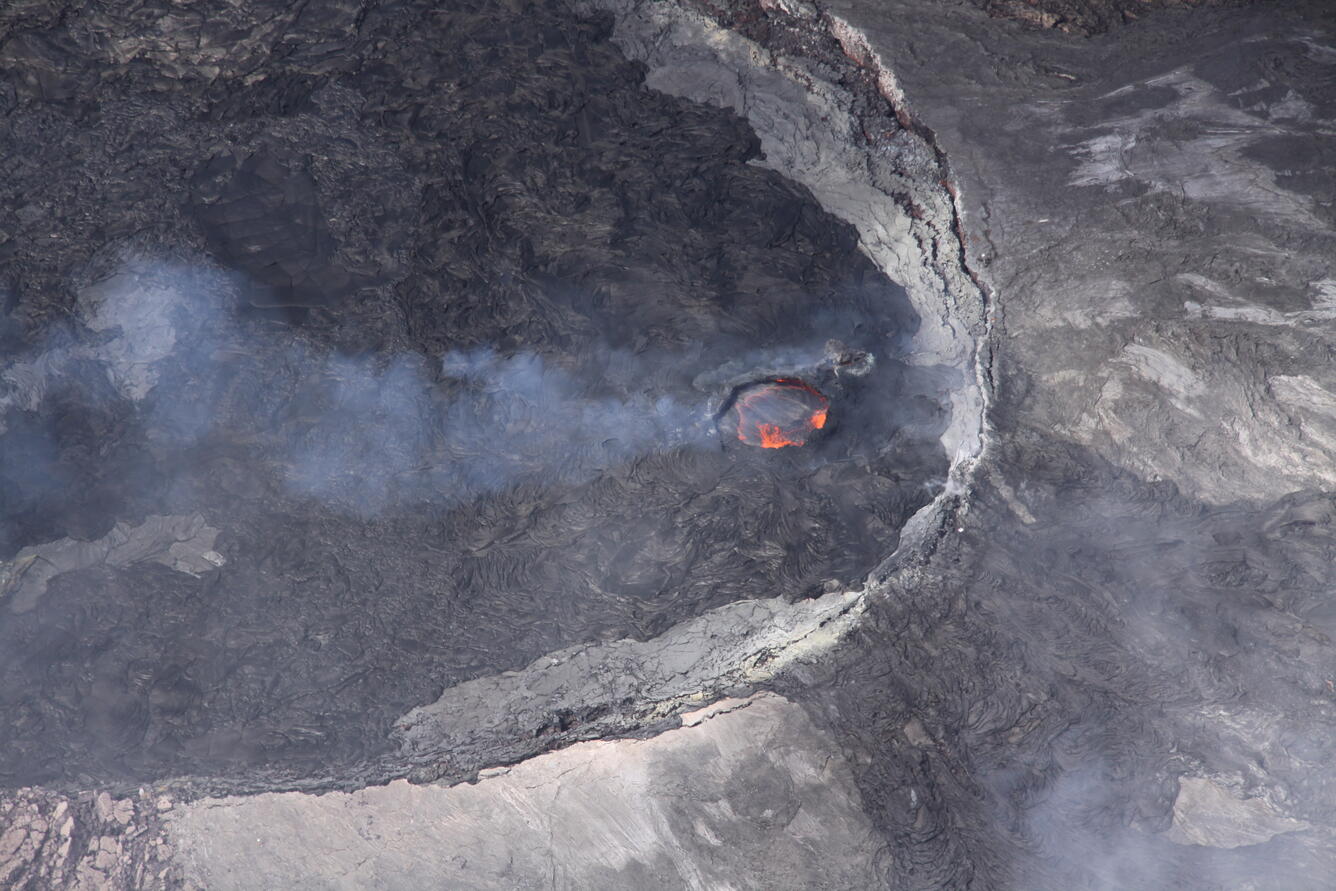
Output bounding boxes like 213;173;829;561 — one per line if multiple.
0;0;949;792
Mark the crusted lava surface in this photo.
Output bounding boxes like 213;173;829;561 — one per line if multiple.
0;0;948;791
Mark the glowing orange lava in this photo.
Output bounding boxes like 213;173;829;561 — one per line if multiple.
757;423;794;448
730;379;830;449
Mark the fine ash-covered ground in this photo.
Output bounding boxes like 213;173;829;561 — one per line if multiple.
4;0;1336;888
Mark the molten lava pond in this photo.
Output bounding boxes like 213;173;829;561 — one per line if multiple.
727;379;830;449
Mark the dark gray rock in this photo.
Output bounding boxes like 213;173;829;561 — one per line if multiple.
0;0;949;794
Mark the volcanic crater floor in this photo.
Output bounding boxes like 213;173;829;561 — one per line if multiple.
0;0;953;792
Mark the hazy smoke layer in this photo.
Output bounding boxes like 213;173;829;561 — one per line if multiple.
2;254;720;526
285;347;708;514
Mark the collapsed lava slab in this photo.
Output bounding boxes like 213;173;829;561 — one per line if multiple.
725;379;829;449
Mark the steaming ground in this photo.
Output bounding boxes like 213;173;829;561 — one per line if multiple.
0;0;949;788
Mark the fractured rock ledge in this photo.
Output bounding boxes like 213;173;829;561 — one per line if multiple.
170;693;885;890
393;588;866;781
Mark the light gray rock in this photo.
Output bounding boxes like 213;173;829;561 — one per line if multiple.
1166;777;1310;849
0;787;175;890
170;693;886;891
0;513;224;613
394;588;866;771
